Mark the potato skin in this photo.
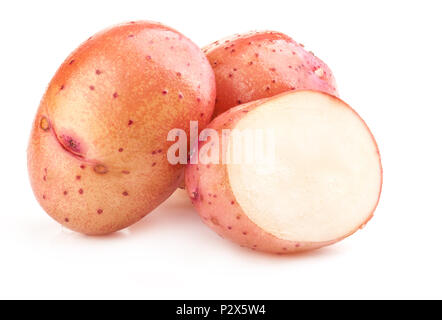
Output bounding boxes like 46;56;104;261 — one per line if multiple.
203;31;338;116
185;91;378;254
28;21;216;235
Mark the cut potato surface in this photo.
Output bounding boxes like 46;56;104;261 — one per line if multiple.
186;91;382;253
228;92;381;243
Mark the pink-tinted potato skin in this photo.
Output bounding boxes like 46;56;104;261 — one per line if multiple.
203;31;338;116
185;91;382;254
28;21;216;235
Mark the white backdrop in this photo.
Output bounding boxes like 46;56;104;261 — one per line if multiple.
1;0;441;299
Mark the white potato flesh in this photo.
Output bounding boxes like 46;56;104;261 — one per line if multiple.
227;91;382;242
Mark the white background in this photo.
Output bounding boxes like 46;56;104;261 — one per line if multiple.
0;0;441;299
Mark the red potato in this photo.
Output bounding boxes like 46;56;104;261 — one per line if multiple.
27;21;216;235
185;91;382;254
203;31;338;116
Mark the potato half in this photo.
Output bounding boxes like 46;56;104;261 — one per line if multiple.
185;91;382;253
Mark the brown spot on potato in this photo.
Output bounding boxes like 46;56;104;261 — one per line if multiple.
211;217;219;226
60;135;81;154
94;164;108;174
40;117;50;131
190;190;199;200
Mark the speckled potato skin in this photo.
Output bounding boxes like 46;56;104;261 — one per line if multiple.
203;31;338;116
28;21;216;235
185;92;378;254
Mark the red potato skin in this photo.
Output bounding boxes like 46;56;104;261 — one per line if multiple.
203;31;338;117
28;21;216;235
185;91;382;254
